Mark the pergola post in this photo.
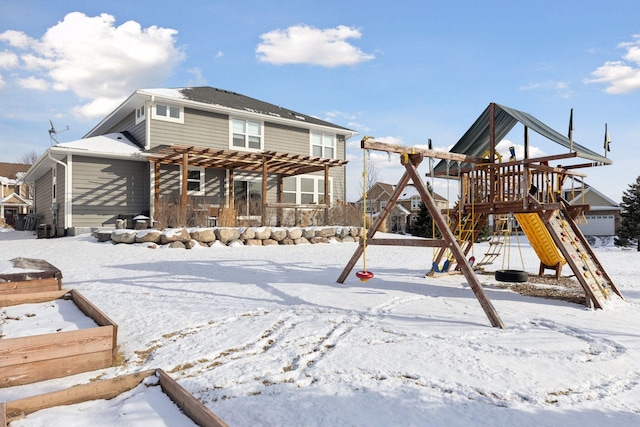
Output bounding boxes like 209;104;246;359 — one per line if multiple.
277;175;283;227
153;161;160;218
181;153;188;225
324;165;330;225
228;169;234;211
262;158;268;226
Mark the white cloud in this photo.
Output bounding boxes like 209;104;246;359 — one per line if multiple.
585;34;640;94
256;25;374;67
0;50;19;68
519;80;573;98
186;67;207;86
0;12;186;118
17;76;48;90
0;29;35;49
496;140;544;160
0;74;5;88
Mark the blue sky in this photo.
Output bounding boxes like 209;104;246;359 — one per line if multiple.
1;0;638;202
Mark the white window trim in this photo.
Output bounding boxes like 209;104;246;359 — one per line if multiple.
135;105;146;125
310;131;336;159
180;166;205;196
151;103;184;124
229;117;263;151
234;175;262;220
283;175;333;205
51;167;57;203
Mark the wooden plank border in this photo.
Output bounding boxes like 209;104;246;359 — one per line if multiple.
0;290;117;388
157;369;229;427
2;369;228;427
3;370;155;424
0;278;61;295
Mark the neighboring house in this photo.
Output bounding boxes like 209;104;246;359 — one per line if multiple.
562;183;621;236
25;87;357;235
0;162;32;228
357;182;448;233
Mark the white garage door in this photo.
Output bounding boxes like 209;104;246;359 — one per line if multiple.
578;215;615;236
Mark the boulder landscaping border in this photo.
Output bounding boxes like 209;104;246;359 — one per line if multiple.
94;226;364;249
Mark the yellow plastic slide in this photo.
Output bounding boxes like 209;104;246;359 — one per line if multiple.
514;213;566;267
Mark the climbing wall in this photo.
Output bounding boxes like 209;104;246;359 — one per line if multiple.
545;209;622;308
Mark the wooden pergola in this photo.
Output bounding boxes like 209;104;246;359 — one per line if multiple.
142;144;348;225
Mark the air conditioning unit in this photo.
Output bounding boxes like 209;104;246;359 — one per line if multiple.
37;224;57;239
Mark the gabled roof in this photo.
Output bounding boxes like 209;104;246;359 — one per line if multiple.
371;182;395;200
434;103;611;174
358;182;448;203
85;87;357;138
400;185;447;202
0;192;31;206
0;163;30;181
565;183;619;207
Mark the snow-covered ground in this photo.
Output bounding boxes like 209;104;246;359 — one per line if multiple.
0;229;638;426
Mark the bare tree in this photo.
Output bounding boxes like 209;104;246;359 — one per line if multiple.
18;150;41;165
359;155;381;196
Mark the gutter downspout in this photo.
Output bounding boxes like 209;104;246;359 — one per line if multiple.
148;96;154;219
48;152;70;232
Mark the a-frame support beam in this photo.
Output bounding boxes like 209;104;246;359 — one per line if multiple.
337;152;505;329
336;167;413;284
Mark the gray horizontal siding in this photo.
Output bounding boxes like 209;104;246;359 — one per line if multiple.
264;122;309;155
103;111;146;147
157;165;226;207
149;108;228;148
34;168;53;225
145;106;348;204
71;156;149;227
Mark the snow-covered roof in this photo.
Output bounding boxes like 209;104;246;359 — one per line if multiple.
398;185;447;202
85;86;358;139
55;132;141;155
25;133;143;182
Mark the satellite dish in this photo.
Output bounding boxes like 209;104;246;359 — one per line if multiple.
48;120;69;144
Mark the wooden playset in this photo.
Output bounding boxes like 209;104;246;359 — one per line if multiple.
338;103;624;329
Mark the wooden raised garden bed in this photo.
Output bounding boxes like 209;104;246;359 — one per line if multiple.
0;258;62;295
0;369;228;427
0;289;117;388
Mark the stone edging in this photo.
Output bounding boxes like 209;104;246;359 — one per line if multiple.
93;226;364;249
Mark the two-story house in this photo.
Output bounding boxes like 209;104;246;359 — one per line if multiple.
0;162;32;228
357;182;448;234
25;87;357;235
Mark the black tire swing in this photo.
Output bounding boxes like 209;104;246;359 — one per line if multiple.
495;269;529;283
494;213;528;283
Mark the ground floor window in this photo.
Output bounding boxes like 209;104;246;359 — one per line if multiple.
282;176;332;204
234;179;262;217
181;166;205;196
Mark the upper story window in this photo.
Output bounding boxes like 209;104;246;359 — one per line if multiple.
231;118;262;150
152;103;184;124
135;105;145;125
311;132;335;159
411;197;421;210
